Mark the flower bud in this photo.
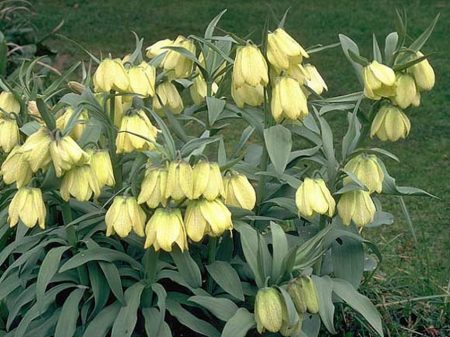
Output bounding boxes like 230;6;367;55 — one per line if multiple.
391;73;418;109
138;167;168;208
295;178;335;218
233;44;268;88
362;61;396;100
344;154;384;193
0;117;20;153
161;35;196;79
146;39;173;59
153;81;184;115
287;279;307;314
408;51;435;91
267;28;309;70
0;91;20;114
297;276;319;314
67;81;86;94
8;187;46;229
105;196;146;238
165;161;193;201
223;172;256;210
127;62;156;97
93;58;129;93
184;199;233;242
370;104;411;142
1;146;32;188
27;100;40;119
231;83;264;108
337;190;376;227
192;161;224;200
271;76;308;122
255;287;284;333
56;107;89;141
89;150;115;189
116;109;159;153
21;127;52;172
303;64;327;95
50;135;90;177
60;164;101;202
145;208;187;252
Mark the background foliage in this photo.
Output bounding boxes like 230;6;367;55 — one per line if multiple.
12;0;450;335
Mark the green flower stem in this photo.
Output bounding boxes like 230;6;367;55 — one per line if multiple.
108;92;123;192
206;236;218;292
61;201;77;246
256;88;271;209
313;216;328;275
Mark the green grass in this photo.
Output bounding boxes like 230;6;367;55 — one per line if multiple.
32;0;449;335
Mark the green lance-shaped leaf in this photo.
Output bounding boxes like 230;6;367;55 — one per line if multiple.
332;237;364;288
206;96;226;126
332;278;384;336
189;295;238;321
264;125;292;177
55;288;86;337
171;248;202;289
311;275;336;334
206;261;244;301
339;34;363;85
221;308;256;337
82;302;121;337
409;14;440;52
166;298;221;337
99;261;125;304
270;222;288;282
111;282;145;337
384;32;399;66
36;246;71;302
87;262;111;317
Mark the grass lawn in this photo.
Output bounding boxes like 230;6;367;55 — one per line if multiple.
33;0;449;335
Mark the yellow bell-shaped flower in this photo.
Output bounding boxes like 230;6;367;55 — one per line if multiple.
137;167;168;208
145;39;173;59
165;161;193;201
184;199;233;242
192;161;224;200
116;109;159;153
161;35;196;79
89;150;115;189
0;91;20;114
344;154;384;193
8;187;46;229
127;62;156;97
0;117;20;153
408;51;435;91
56;107;89;141
362;61;396;100
1;146;32;188
105;196;146;238
21;127;53;172
370;104;411;142
337;190;376;227
295;178;335;218
153;81;184;115
144;208;187;252
391;73;419;109
93;58;129;93
50;135;90;177
271;76;308;122
232;44;269;88
303;64;328;96
223;172;256;210
255;287;284;334
231;83;264;108
267;28;309;70
60;164;101;202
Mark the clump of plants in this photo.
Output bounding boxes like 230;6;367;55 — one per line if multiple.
0;9;438;337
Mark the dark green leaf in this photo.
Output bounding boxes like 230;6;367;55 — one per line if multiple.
312;275;336;334
270;222;288;281
264;125;292;176
221;308;255;337
206;261;244;301
189;295;238;321
332;237;364;288
55;288;85;337
171;248;202;289
111;282;145;337
82;302;121;337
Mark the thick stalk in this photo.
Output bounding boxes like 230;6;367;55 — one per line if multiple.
313;215;327;275
61;201;77;246
256;88;271;209
108;93;123;192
